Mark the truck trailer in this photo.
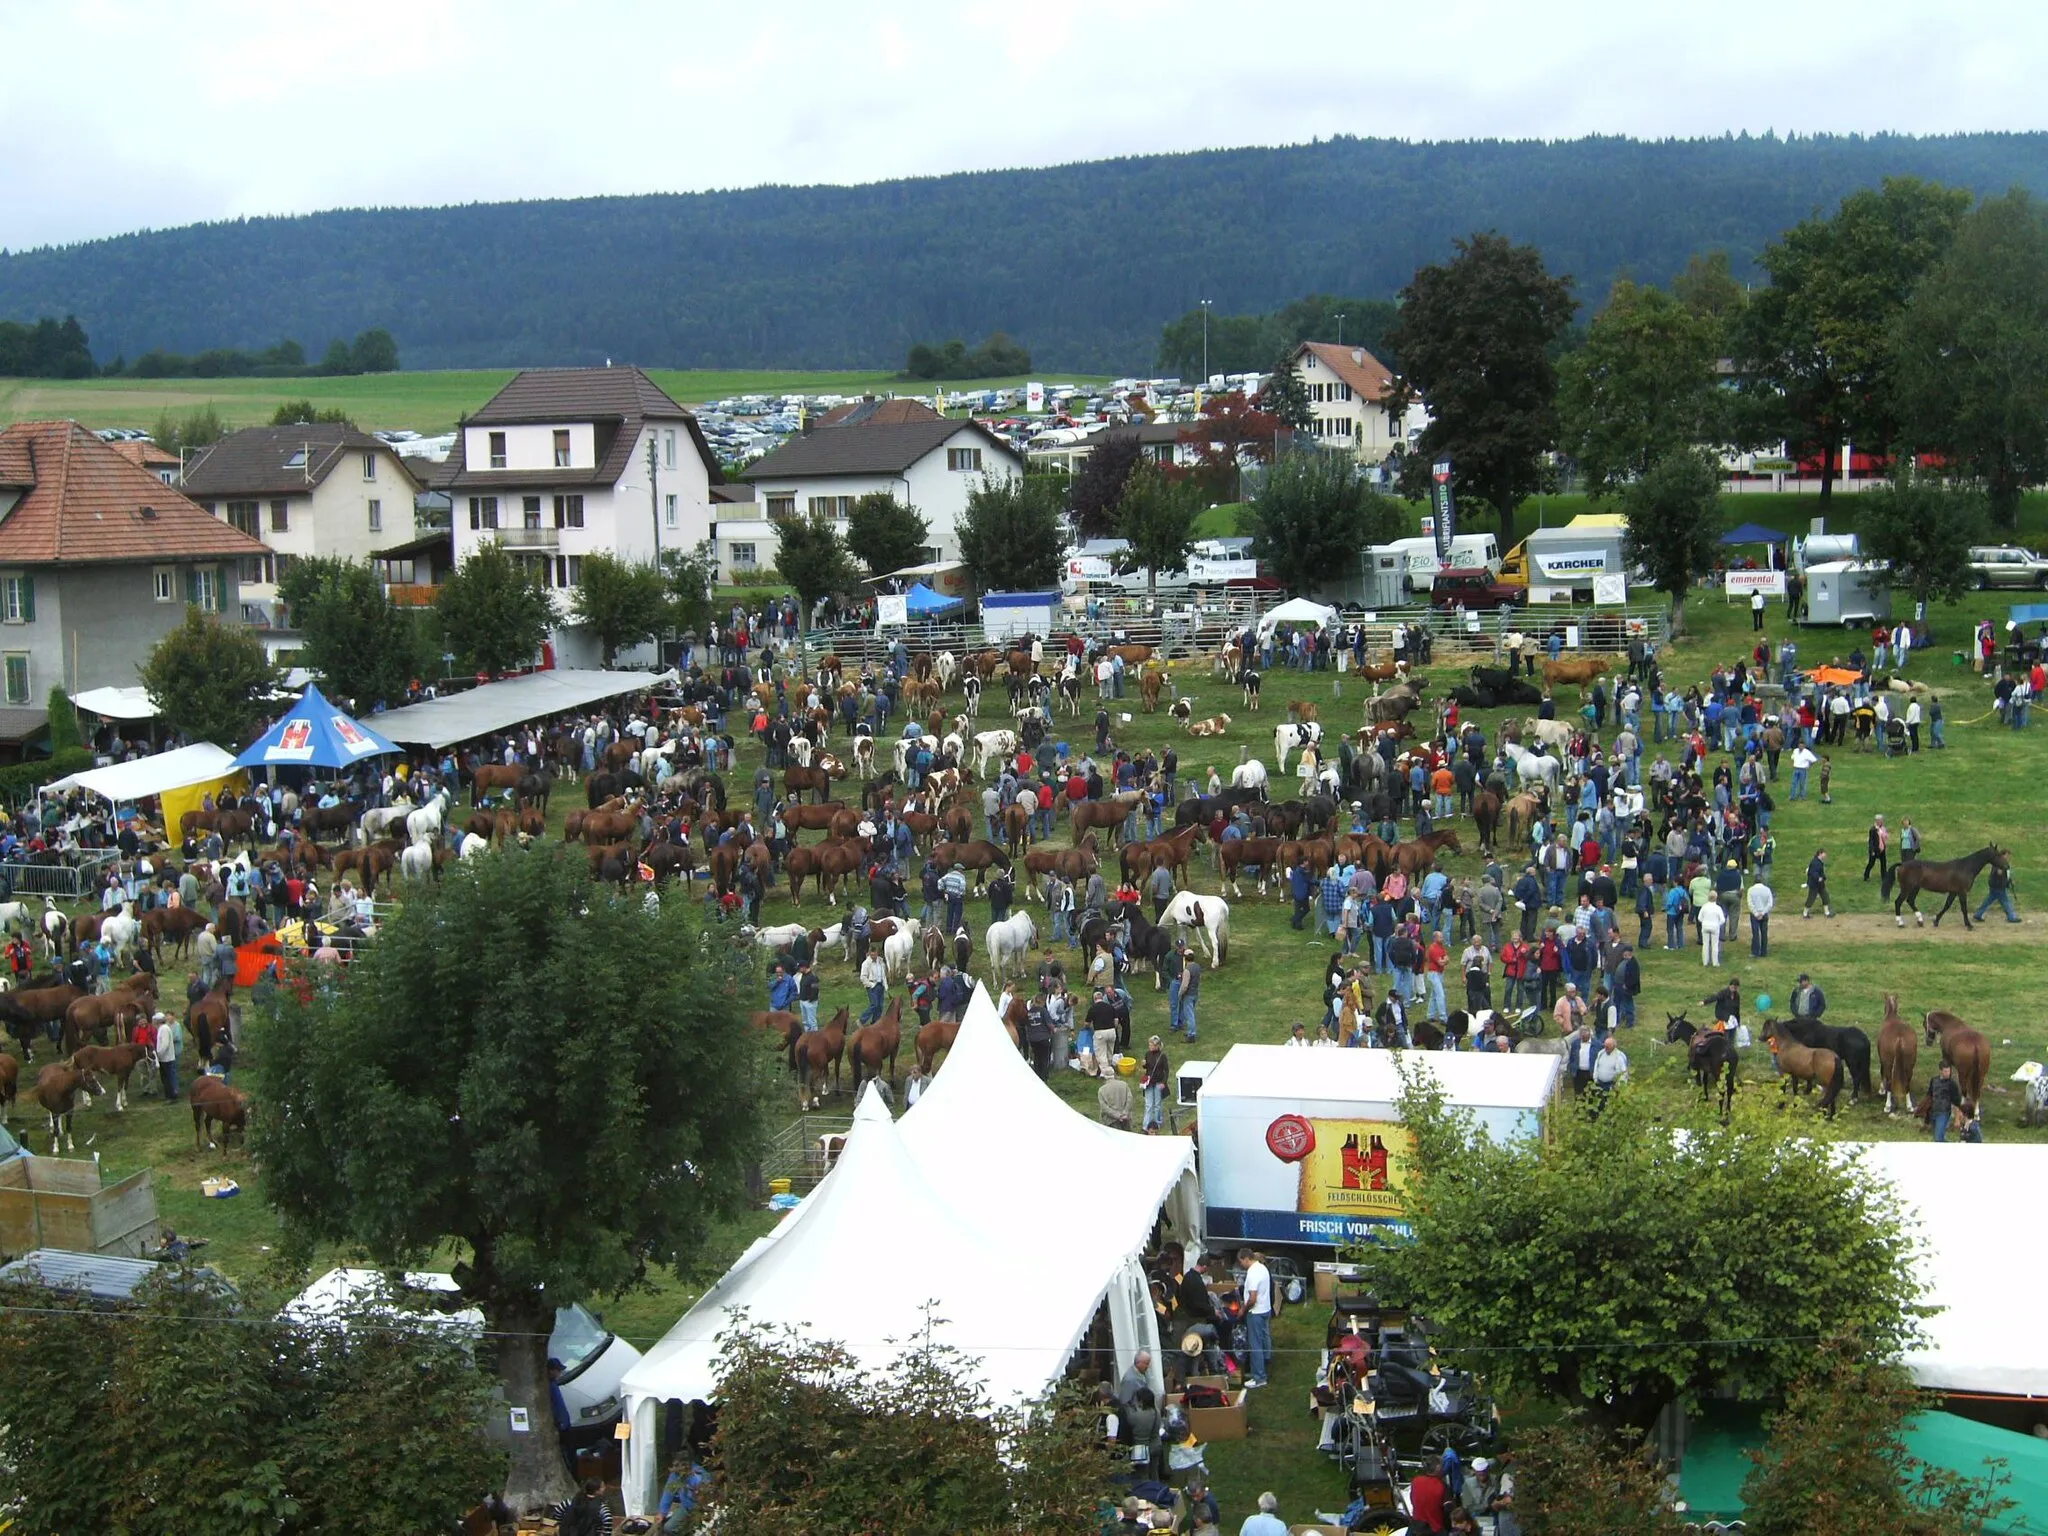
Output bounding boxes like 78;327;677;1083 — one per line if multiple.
1499;514;1629;598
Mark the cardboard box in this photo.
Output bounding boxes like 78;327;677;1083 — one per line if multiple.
1167;1379;1248;1441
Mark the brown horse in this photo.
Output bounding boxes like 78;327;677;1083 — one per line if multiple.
1883;845;2011;930
1220;835;1286;898
785;757;847;804
30;1061;102;1153
1392;829;1464;876
1924;1008;1990;1106
794;1005;850;1109
782;801;849;833
1003;799;1033;858
751;1008;805;1075
187;979;234;1066
0;1051;17;1122
1502;790;1548;849
189;1074;250;1151
1071;792;1145;847
786;838;867;906
141;905;209;959
1763;1020;1844;1118
849;996;904;1090
1877;993;1920;1115
929;840;1010;892
69;1041;153;1112
1120;824;1207;885
1;980;87;1051
1471;788;1503;854
1023;835;1098;897
1276;836;1336;882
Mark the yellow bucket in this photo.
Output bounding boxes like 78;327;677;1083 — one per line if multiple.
1116;1056;1139;1076
769;1178;792;1196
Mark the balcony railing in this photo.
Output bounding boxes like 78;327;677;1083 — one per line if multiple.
495;527;559;549
386;583;441;608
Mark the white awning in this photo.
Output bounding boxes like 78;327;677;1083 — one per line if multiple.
44;743;240;803
72;686;158;722
365;669;674;749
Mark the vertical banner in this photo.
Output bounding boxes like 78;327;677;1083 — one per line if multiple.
1026;381;1046;414
1431;460;1456;564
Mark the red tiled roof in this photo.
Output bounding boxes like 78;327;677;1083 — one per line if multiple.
106;439;182;470
1298;341;1395;401
0;421;271;565
815;397;942;428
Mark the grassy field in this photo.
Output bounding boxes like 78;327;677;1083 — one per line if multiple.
15;573;2044;1517
0;368;1112;436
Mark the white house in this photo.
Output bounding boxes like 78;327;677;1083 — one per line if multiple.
730;416;1022;581
436;367;721;667
180;424;423;654
1293;341;1422;464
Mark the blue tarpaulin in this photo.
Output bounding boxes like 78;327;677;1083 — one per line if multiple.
1721;521;1790;546
904;582;963;616
233;683;400;771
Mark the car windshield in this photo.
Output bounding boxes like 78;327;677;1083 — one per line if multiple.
551;1303;611;1375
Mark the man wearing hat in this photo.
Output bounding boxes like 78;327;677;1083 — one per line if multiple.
1790;973;1827;1022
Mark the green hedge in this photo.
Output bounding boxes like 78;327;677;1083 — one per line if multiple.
0;747;90;809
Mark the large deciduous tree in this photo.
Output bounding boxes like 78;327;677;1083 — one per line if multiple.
138;606;283;748
1620;449;1725;636
1734;176;1972;504
1853;476;1987;612
772;511;859;628
1890;189;2048;529
662;539;720;639
1067;432;1143;541
573;551;670;666
1177;391;1285;502
1559;280;1725;496
1241;449;1406;597
1111;462;1201;599
278;555;425;710
1387;232;1578;531
435;541;555;676
956;474;1065;593
248;848;768;1509
1258;346;1315;434
1374;1071;1921;1435
844;491;931;578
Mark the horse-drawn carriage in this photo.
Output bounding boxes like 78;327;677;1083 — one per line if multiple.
1315;1286;1497;1488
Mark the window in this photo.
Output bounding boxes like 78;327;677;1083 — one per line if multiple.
285;449;308;468
807;495;854;519
367;498;382;533
187;567;221;613
488;431;507;469
0;573;32;624
269;499;289;533
553;493;585;529
553;429;571;468
362;451;377;481
664;430;676;469
2;654;27;706
153;567;174;602
765;493;796;519
554;554;583;587
226;500;259;537
665;493;678;528
274;554;297;581
237;555;274;586
730;542;757;568
947;447;983;472
523;495;543;530
468;496;499;531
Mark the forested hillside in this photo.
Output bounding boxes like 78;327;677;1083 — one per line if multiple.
3;133;2045;374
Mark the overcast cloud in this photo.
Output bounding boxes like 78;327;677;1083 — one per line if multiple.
3;0;2044;251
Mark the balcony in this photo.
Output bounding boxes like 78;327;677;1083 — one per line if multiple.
495;527;559;550
386;583;441;608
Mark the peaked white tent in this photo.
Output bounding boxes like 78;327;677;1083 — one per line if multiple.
1256;596;1338;635
44;742;240;804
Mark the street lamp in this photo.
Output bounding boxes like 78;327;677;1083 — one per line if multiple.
1199;299;1213;386
1335;311;1346;346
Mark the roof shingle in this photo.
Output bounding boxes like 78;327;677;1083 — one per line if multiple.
743;419;1017;481
0;422;271;565
180;424;419;499
434;367;721;492
1298;341;1395;401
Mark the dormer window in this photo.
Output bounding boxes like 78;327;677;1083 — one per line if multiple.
285;450;307;468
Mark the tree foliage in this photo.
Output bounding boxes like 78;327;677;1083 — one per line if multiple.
277;556;424;710
1372;1068;1923;1434
1741;1342;2012;1536
1242;449;1406;596
148;403;227;453
1621;449;1726;635
0;1267;503;1533
1853;475;1988;611
138;606;283;747
269;398;353;426
1734;177;1972;499
247;847;769;1506
844;491;932;578
1111;462;1201;597
1890;189;2048;529
903;333;1031;379
1560;280;1725;495
573;551;670;666
1259;345;1315;433
712;1317;1112;1533
662;539;720;638
772;510;860;625
0;314;94;376
1158;294;1403;379
1177;391;1285;501
957;473;1065;593
1515;1420;1689;1536
1389;232;1578;531
1068;432;1143;541
435;541;555;676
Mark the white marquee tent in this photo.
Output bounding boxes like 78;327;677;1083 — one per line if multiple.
1255;596;1338;635
619;985;1200;1513
366;668;672;750
44;742;240;805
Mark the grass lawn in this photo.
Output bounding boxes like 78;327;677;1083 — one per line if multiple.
0;369;1113;437
20;564;2047;1509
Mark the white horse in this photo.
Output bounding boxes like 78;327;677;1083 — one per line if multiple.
406;789;449;846
40;898;68;960
751;922;811;952
1230;759;1268;795
360;800;414;843
400;842;436;882
0;900;32;939
458;831;489;861
1273;721;1323;773
1161;891;1231;967
985;910;1038;984
881;918;923;984
1505;743;1561;791
101;903;141;962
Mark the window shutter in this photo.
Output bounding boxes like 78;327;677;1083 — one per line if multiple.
186;567;201;605
218;567;229;609
19;576;32;623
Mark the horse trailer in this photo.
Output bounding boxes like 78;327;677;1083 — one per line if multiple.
1800;560;1892;627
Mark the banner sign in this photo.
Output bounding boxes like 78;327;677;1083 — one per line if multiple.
1531;548;1612;578
1430;460;1456;564
875;594;908;626
1724;569;1786;597
1592;573;1628;605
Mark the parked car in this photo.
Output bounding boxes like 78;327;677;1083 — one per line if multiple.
1968;545;2048;590
1430;567;1523;611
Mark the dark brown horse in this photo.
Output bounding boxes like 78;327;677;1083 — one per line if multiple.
1392;829;1464;876
1878;992;1919;1115
1472;788;1503;854
849;996;904;1090
1220;835;1286;898
1924;1008;1990;1105
189;1074;250;1151
794;1005;850;1109
1666;1013;1738;1118
1071;792;1145;847
1003;799;1033;858
1883;845;2011;930
187;978;234;1067
929;840;1011;892
1023;834;1098;897
30;1061;102;1153
786;838;866;906
785;757;847;803
69;1041;152;1112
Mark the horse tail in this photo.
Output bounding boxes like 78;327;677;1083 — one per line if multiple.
1824;1054;1845;1112
1881;864;1896;901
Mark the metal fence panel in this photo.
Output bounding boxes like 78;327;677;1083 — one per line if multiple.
0;851;119;901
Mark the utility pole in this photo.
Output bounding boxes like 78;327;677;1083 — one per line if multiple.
1199;299;1213;386
1335;312;1346;346
647;433;661;565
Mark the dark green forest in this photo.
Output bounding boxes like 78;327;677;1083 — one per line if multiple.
3;133;2045;374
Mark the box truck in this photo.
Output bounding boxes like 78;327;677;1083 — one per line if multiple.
1499;514;1629;598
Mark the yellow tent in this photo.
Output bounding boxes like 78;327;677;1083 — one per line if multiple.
161;772;249;837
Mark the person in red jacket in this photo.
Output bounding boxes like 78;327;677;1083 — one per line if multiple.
1537;927;1564;1009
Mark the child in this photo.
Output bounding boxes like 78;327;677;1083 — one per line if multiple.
1818;754;1833;806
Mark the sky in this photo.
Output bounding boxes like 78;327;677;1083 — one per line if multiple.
4;0;2046;251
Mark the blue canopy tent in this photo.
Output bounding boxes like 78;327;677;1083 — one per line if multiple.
904;582;963;617
233;683;400;772
1720;521;1790;547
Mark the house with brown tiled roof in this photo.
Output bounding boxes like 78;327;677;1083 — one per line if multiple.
433;367;720;666
181;424;421;646
1291;341;1425;464
106;437;184;486
0;421;268;706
